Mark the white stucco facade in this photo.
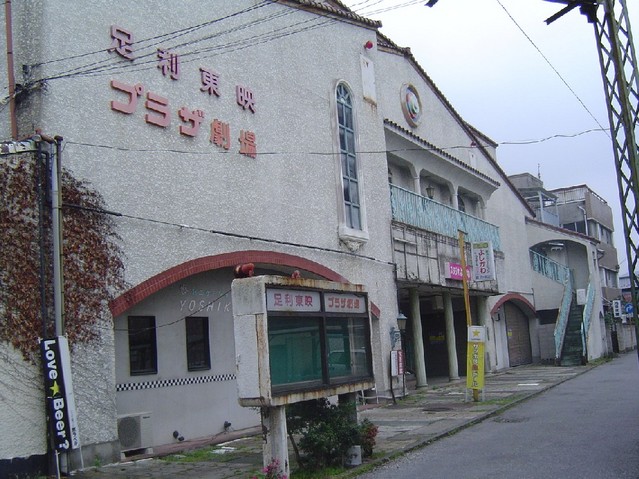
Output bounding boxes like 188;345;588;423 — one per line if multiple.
0;1;614;476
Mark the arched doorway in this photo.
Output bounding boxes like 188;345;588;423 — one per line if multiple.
504;302;532;367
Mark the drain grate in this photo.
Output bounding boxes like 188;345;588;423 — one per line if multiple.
422;406;453;412
493;416;529;423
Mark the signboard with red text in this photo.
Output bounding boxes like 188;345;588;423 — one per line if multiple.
471;241;496;281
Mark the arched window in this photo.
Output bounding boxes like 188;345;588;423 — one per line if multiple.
457;195;466;213
336;83;361;230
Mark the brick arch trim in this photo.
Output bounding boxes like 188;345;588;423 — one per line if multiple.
110;250;352;317
490;293;536;318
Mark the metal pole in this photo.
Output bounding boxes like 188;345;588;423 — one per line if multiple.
35;138;49;338
51;137;65;336
458;231;479;401
458;231;472;328
589;0;639;357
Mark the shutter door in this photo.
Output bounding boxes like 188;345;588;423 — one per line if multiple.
505;302;532;367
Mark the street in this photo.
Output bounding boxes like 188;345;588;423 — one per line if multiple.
358;352;639;479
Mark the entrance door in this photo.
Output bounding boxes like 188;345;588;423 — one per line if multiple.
504;303;532;367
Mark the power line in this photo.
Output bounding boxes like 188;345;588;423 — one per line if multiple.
31;3;345;84
499;127;608;145
62;202;396;268
30;2;272;70
110;289;232;334
48;7;300;81
63;126;608;157
355;0;425;16
494;0;610;138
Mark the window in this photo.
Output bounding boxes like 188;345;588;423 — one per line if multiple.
128;316;157;375
457;195;466;213
604;268;619;288
186;317;211;371
268;315;372;392
600;225;613;245
336;83;361;230
562;221;586;235
327;318;370;379
266;289;372;394
268;317;323;388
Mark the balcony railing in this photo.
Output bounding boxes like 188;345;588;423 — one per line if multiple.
390;185;501;250
581;281;595;357
530;250;570;284
554;268;573;361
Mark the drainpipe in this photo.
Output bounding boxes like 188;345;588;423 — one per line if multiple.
5;0;18;139
578;205;589;236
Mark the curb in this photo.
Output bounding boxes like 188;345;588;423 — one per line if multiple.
337;363;598;478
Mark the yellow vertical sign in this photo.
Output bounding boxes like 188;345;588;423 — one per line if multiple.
466;326;485;391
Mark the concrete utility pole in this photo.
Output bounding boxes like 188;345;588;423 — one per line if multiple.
543;0;639;352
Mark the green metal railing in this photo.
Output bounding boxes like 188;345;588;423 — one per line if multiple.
390;185;501;250
581;282;595;357
530;250;570;284
553;269;574;361
529;250;573;360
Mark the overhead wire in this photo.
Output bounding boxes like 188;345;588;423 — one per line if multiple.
109;288;232;334
32;7;287;81
30;1;272;70
63;126;608;158
62;203;396;268
62;199;395;334
30;3;346;83
494;0;610;138
353;0;424;16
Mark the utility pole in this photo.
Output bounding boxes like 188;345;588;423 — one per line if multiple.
544;0;639;349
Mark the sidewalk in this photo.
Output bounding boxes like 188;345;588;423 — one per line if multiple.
72;359;597;478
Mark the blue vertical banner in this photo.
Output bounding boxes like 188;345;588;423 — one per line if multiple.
40;336;80;451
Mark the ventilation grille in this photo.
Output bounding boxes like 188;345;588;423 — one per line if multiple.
117;413;153;452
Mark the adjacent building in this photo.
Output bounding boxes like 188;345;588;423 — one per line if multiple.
551;184;621;302
510;173;619;364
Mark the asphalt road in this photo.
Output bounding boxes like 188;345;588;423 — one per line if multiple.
358;352;639;479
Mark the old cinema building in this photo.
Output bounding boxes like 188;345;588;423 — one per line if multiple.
0;1;610;476
1;1;402;473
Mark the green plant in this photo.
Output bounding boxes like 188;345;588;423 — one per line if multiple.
251;457;287;479
358;419;378;457
286;399;364;470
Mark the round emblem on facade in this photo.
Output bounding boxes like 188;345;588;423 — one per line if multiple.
400;84;422;127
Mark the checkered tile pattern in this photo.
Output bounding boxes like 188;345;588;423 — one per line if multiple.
116;373;236;392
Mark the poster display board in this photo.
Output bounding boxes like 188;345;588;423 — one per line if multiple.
232;276;375;407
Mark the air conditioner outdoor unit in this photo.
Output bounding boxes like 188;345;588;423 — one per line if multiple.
117;412;153;453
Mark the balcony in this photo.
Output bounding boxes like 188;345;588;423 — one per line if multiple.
390;185;501;250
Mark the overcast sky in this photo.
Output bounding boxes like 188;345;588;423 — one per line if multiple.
343;0;638;275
